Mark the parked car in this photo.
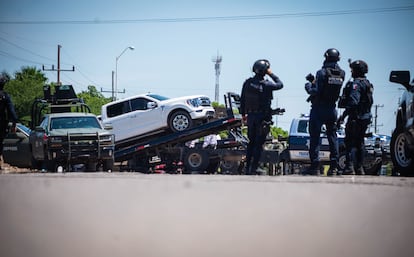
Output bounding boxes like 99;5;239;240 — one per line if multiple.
280;115;384;175
3;123;32;168
389;70;414;175
100;93;215;143
29;112;115;172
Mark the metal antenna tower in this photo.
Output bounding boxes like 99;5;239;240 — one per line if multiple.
212;52;222;102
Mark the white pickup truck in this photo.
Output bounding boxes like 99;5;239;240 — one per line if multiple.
100;93;215;144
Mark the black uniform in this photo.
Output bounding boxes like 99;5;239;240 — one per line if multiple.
240;73;283;175
339;77;373;175
0;89;18;156
305;61;345;175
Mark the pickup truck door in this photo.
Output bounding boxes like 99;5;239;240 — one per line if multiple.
129;97;163;135
30;126;47;160
3;130;32;167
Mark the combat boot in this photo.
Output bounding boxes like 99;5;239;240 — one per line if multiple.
342;165;355;175
254;166;267;175
327;160;338;176
356;166;365;175
303;162;320;176
327;167;338;176
244;164;257;175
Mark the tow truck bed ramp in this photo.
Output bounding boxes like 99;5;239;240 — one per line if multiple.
115;116;242;162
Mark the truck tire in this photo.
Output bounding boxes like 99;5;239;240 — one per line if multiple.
219;160;241;175
31;156;42;170
103;159;114;172
183;148;209;173
169;110;193;133
338;152;347;172
87;162;98;172
282;160;293;175
391;128;414;176
207;157;220;174
364;160;382;175
46;159;57;172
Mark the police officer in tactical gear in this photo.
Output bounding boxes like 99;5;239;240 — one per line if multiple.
0;74;18;169
338;60;373;175
304;48;345;175
240;59;283;175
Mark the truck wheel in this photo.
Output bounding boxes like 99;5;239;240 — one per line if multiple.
338;152;347;172
169;110;192;133
46;159;57;172
282;160;293;175
87;162;98;172
31;156;42;170
183;148;209;173
220;160;241;175
103;159;114;172
207;158;220;174
391;128;414;176
364;159;382;175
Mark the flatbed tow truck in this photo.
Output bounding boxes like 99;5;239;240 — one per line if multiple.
114;92;283;174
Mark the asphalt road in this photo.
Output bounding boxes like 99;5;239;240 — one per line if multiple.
1;173;414;257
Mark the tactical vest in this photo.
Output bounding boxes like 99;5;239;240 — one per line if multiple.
356;78;374;115
338;81;352;109
319;67;344;104
243;79;266;113
338;79;373;117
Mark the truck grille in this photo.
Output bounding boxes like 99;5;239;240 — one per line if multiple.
199;97;211;106
49;133;114;159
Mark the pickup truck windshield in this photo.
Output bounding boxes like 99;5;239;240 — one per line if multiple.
147;94;169;101
50;117;101;130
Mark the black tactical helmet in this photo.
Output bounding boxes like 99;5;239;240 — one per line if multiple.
324;48;340;62
350;60;368;75
252;59;270;75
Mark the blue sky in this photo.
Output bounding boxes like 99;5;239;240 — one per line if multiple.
1;0;413;135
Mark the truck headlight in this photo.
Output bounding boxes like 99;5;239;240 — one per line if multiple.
49;136;63;147
100;135;114;143
50;137;63;143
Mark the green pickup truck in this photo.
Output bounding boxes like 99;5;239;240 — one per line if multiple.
29;112;115;172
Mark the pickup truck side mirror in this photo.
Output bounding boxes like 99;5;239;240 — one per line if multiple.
147;102;157;109
35;126;45;132
390;70;411;90
104;124;113;130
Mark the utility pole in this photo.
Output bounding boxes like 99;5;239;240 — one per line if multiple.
42;45;75;85
373;104;384;133
212;52;222;103
101;71;125;101
275;97;279;127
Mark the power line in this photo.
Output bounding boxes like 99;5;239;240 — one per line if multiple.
1;5;413;25
0;36;56;62
0;30;56;47
60;48;102;87
0;50;46;65
0;36;101;88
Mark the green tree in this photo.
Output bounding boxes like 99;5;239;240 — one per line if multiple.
5;66;47;123
211;101;224;108
77;85;111;115
270;126;288;139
